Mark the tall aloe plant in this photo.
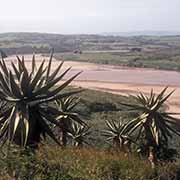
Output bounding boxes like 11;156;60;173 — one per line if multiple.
103;120;132;152
55;96;84;146
0;51;82;147
68;122;90;147
121;87;180;160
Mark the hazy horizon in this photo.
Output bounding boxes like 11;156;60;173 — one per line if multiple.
0;0;180;34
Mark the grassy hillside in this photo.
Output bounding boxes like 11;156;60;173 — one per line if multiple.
0;32;139;54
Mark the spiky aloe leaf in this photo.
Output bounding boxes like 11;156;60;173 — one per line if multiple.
20;72;30;96
48;61;64;82
9;71;22;99
46;49;54;82
11;62;21;80
30;59;46;92
32;67;73;96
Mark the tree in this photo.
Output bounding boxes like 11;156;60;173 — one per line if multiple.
103;119;132;152
55;97;84;146
121;87;180;163
68;122;90;147
0;51;82;148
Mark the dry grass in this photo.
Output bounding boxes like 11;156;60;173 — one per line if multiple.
1;145;180;179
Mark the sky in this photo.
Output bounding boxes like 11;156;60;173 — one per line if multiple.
0;0;180;34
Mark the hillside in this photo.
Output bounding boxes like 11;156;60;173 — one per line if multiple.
2;33;180;71
1;32;180;55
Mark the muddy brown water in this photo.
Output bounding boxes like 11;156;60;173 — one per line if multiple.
6;54;180;86
67;68;180;86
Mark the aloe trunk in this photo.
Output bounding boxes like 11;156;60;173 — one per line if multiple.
148;147;157;169
59;118;69;146
74;141;83;148
113;137;125;152
61;130;67;146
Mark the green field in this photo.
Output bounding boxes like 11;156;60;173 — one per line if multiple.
54;48;180;71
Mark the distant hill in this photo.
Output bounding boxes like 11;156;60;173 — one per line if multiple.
102;31;180;36
1;32;180;55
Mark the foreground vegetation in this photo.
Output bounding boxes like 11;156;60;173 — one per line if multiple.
1;145;180;180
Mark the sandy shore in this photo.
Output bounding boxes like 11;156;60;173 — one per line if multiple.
5;54;180;117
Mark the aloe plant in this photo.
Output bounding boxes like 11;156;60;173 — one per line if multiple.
121;87;180;160
68;122;90;147
103;120;132;152
55;97;84;146
0;51;82;147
